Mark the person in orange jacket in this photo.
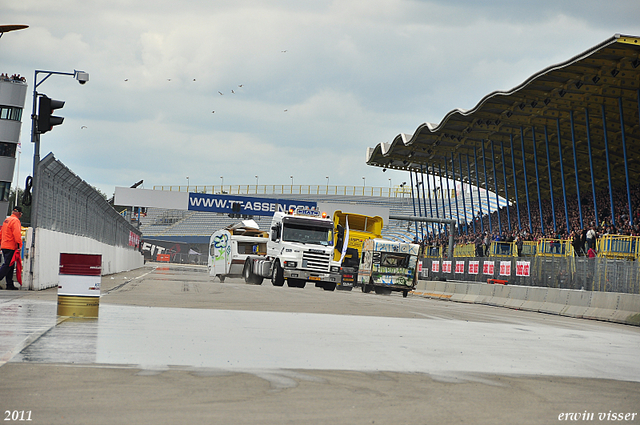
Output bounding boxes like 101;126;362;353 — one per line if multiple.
0;206;23;290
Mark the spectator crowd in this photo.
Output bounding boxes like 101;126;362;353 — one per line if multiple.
415;185;640;257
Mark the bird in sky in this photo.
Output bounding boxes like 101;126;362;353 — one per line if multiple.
281;50;287;53
231;90;235;94
124;79;128;82
167;78;171;81
238;84;243;87
81;126;87;129
284;109;288;112
218;91;223;95
211;111;215;114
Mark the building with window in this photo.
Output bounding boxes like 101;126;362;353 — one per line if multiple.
0;74;27;216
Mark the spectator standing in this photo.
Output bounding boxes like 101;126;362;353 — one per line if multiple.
0;207;23;290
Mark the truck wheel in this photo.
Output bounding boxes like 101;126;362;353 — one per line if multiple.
243;259;263;285
271;261;285;287
374;287;392;295
403;290;408;298
217;275;225;283
288;278;306;288
323;282;336;291
362;284;372;293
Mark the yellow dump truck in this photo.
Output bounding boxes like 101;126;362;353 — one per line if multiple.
333;210;384;290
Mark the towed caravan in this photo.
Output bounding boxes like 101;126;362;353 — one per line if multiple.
208;220;268;282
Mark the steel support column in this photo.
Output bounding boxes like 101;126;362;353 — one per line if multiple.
618;97;633;227
409;170;420;238
602;104;615;227
520;127;533;233
425;165;438;235
450;153;461;235
438;163;448;236
474;147;484;232
570;111;583;230
459;154;469;234
510;134;521;230
490;140;502;234
481;140;492;233
500;140;511;232
531;127;544;236
466;154;477;234
420;167;431;237
444;161;454;234
585;108;599;227
544;125;557;233
557;119;570;233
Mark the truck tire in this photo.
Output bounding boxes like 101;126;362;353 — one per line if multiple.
403;289;408;298
217;275;225;283
374;287;392;295
271;261;285;287
287;278;306;288
322;282;336;291
243;259;263;285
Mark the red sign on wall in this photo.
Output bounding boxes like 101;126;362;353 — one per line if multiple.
442;261;452;273
469;261;479;275
483;261;495;275
432;260;440;273
455;261;465;273
516;261;531;277
500;261;512;276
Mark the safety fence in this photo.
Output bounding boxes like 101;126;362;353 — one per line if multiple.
442;236;640;259
422;256;640;294
36;153;142;248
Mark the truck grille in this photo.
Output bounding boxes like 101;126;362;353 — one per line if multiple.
302;251;330;272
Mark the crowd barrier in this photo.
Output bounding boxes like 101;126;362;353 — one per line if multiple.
421;256;640;294
433;235;640;259
412;279;640;326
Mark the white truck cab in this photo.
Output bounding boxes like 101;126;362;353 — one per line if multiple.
243;208;341;290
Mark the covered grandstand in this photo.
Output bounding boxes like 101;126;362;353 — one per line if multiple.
366;34;640;241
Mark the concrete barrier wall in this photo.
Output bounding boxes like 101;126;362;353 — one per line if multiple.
24;228;144;290
413;280;640;326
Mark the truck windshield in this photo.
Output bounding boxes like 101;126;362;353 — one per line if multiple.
282;223;333;246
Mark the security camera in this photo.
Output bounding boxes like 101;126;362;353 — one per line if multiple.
75;71;89;85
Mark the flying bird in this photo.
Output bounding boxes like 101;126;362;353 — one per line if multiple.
231;90;235;94
218;91;223;95
238;84;243;87
167;78;171;81
81;126;87;129
193;79;196;81
281;50;287;53
211;111;215;114
284;109;288;112
124;79;128;82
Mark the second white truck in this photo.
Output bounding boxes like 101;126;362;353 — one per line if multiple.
242;207;341;290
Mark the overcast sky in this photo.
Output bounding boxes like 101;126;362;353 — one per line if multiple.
3;0;640;197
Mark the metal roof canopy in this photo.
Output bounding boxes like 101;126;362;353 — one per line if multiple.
366;34;640;210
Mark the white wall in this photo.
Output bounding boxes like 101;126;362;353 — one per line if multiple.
23;228;144;291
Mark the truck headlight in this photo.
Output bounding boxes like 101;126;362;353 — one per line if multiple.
283;261;297;268
330;266;340;273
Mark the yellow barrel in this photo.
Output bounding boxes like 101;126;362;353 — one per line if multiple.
57;295;100;318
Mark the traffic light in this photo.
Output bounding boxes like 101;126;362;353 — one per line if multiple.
37;94;65;134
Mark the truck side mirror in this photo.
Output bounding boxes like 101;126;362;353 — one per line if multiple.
271;223;281;241
335;225;345;252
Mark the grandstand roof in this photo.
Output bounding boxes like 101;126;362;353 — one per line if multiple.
365;34;640;204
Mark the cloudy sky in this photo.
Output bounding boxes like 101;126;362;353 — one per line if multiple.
2;0;640;197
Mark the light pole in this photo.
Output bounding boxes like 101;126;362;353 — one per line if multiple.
220;176;223;192
290;175;293;185
255;175;259;192
28;68;88;290
186;176;189;192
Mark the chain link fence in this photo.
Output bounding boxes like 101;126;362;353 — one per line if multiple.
422;256;640;294
36;153;141;248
